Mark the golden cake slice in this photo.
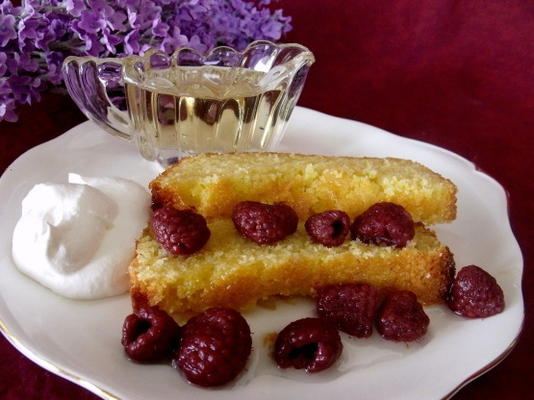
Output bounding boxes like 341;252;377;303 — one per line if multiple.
150;153;457;225
130;220;455;315
131;152;457;316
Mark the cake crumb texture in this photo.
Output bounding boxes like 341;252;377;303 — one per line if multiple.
130;221;455;315
150;153;457;225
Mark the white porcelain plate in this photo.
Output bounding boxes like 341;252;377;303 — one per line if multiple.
0;107;523;400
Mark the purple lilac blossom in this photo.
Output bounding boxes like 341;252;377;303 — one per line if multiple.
0;0;292;122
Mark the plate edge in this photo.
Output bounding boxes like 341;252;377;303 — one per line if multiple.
0;317;122;400
0;108;526;400
441;320;523;399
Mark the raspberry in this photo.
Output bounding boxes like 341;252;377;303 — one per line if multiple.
305;210;350;247
274;318;342;373
232;201;298;244
316;283;379;337
447;265;505;318
150;192;171;211
151;197;163;211
351;202;415;248
151;206;210;255
121;306;181;362
376;291;429;342
176;308;252;387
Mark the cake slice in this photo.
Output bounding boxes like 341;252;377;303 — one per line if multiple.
130;220;455;315
131;152;457;316
150;153;457;225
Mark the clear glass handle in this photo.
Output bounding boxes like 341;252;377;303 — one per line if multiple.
62;57;132;140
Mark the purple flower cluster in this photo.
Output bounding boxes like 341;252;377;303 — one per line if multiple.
0;0;292;122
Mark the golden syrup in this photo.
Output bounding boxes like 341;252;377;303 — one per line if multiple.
125;67;291;166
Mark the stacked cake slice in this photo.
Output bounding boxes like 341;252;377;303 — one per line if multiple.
130;153;457;315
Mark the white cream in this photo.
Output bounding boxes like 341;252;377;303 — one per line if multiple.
12;174;150;299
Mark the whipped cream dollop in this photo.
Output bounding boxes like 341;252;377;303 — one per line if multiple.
12;174;150;299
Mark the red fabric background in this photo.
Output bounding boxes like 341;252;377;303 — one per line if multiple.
1;0;532;398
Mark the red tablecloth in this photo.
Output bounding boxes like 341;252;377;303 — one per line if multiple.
1;0;532;398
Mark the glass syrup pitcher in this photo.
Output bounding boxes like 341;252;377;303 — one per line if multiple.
62;41;314;167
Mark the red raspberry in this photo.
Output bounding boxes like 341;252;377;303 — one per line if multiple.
447;265;505;318
316;283;379;337
274;318;342;373
151;206;210;255
176;308;252;387
150;192;172;211
232;201;298;244
151;197;163;211
305;210;350;247
121;306;181;362
351;202;415;248
376;291;429;342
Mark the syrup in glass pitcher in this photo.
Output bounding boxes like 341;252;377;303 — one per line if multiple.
62;41;314;167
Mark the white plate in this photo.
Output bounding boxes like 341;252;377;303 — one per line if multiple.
0;107;523;400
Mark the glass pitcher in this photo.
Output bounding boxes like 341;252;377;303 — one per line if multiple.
62;41;315;167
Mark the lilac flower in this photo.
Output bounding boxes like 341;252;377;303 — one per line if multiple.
123;29;141;54
158;25;187;54
44;51;65;84
0;100;19;122
107;10;127;31
0;52;7;76
10;75;42;105
14;52;39;73
77;10;105;34
65;0;85;17
0;0;293;123
0;14;17;47
0;1;21;16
